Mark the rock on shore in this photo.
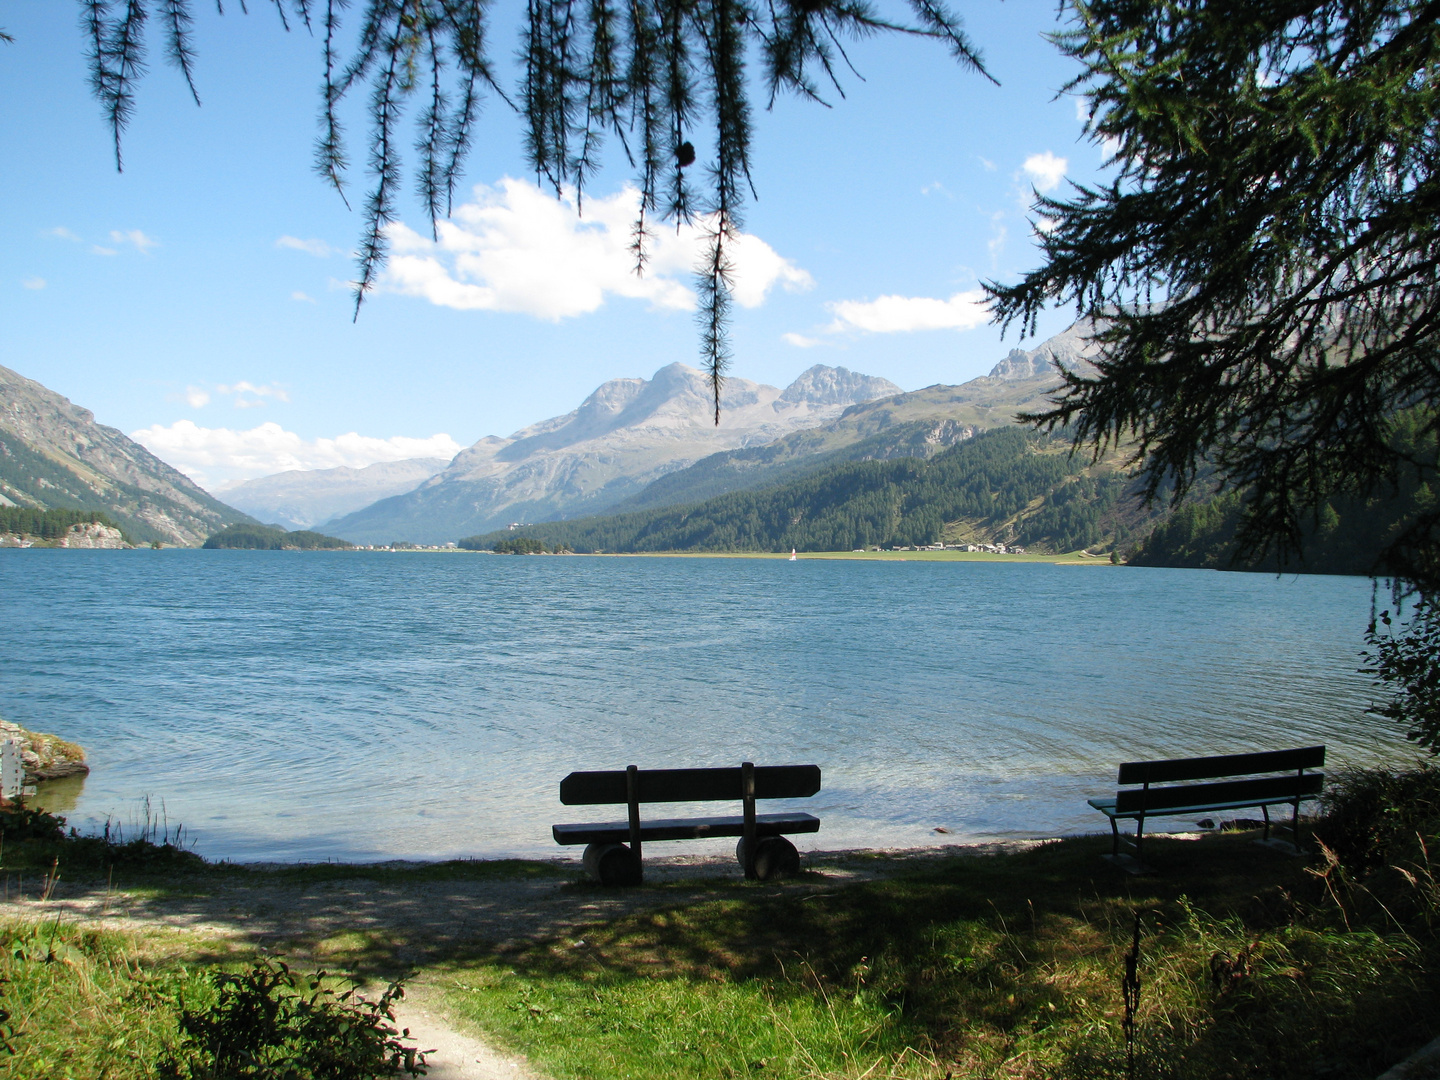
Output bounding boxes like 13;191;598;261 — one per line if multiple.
0;719;89;781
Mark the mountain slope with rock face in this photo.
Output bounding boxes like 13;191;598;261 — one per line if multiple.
0;365;255;545
610;320;1102;513
326;363;903;544
217;457;453;531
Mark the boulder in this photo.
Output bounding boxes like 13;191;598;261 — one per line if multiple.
0;719;89;781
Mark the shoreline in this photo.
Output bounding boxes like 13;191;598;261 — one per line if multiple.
3;545;1119;564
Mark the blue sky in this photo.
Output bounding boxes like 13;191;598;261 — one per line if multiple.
0;1;1103;488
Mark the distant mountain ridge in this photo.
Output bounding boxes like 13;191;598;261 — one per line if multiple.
607;320;1102;515
0;364;254;545
326;362;903;544
462;424;1151;556
218;457;453;531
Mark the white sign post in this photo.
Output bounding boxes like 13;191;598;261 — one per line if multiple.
1;739;24;803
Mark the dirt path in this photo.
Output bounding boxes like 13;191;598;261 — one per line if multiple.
392;991;543;1080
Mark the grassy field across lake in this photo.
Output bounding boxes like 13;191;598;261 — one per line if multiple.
2;779;1436;1080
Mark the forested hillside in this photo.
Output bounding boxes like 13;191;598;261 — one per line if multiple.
1133;411;1438;578
610;418;978;513
460;427;1155;554
202;524;354;550
1;364;255;545
0;507;125;541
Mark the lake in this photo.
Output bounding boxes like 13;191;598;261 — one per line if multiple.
0;550;1412;862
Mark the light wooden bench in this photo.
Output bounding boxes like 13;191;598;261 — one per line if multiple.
1088;746;1325;873
552;762;822;885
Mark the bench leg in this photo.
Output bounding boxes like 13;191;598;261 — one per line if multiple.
1262;804;1271;842
583;842;643;887
737;836;800;882
1109;817;1120;857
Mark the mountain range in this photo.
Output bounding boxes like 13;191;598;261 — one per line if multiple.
0;322;1100;548
0;364;253;545
217;458;452;531
221;322;1099;545
611;320;1101;515
324;363;904;544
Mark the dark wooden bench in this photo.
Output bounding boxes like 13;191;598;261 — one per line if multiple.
1088;746;1325;872
553;762;821;885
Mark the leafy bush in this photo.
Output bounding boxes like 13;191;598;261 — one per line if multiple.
157;959;425;1080
0;806;65;844
1365;602;1440;752
1313;764;1440;879
0;804;206;873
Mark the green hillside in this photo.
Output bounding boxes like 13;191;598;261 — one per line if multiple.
460;427;1155;555
611;418;978;514
613;369;1087;515
202;524;354;550
1132;409;1438;578
1;364;258;545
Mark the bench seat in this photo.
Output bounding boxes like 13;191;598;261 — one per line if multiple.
1089;746;1325;873
1088;793;1313;821
554;811;820;846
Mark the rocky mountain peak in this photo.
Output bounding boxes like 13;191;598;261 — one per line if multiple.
988;320;1101;381
779;365;903;407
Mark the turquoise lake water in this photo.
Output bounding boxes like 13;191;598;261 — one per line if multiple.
0;550;1412;862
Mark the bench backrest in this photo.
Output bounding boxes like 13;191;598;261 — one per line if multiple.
560;764;821;805
1113;746;1325;815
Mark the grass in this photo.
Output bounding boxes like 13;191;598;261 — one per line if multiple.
1;771;1435;1080
0;920;218;1080
429;834;1437;1080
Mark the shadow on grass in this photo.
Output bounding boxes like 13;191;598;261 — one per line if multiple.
434;834;1437;1080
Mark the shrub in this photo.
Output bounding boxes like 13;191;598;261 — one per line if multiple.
0;806;65;844
1364;602;1440;752
157;959;425;1080
1313;764;1440;878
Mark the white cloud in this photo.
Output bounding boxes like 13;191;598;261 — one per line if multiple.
131;421;466;489
382;177;812;320
1034;216;1058;236
277;236;337;258
292;291;317;303
48;227;81;242
783;332;822;348
826;289;990;335
185;386;211;408
977;156;997;172
1074;97;1090;123
1022;152;1068;193
21;277;45;290
91;245;118;256
216;381;289;408
921;181;951;198
110;229;159;254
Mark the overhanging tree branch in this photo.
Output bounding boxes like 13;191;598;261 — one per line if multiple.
75;0;990;420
